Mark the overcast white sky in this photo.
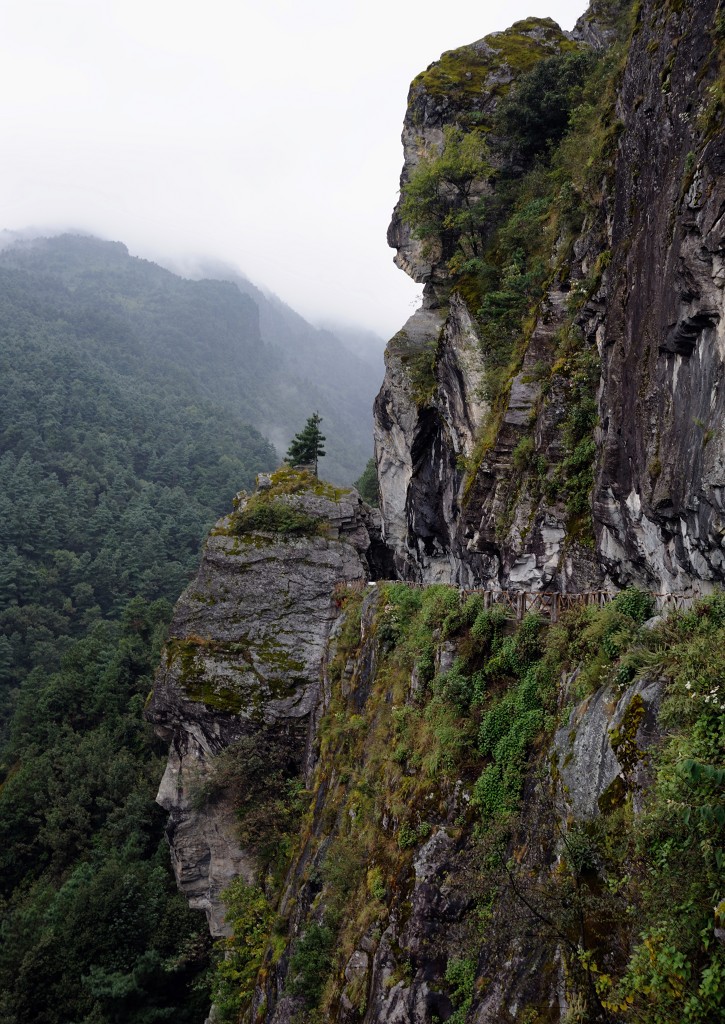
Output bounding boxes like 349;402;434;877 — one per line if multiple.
0;0;588;338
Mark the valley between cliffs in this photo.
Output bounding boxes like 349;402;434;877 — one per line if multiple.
149;2;725;1022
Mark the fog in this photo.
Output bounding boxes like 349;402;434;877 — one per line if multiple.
0;0;588;339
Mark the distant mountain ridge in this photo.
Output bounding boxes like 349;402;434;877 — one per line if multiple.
0;233;382;483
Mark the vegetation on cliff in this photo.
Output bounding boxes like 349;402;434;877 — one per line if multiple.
210;583;724;1023
354;457;380;507
225;466;348;539
398;9;635;543
286;413;327;476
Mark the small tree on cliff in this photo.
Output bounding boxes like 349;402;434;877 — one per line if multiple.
400;125;491;271
285;413;326;476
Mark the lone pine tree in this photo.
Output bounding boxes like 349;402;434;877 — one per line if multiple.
286;413;326;476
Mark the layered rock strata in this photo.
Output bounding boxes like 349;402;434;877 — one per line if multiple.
593;0;725;590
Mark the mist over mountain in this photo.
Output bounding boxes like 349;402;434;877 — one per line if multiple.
5;0;725;1021
0;233;382;484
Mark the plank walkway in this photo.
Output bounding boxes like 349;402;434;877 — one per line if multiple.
358;580;702;623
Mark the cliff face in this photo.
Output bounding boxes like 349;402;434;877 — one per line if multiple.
147;469;379;935
594;0;725;589
376;16;593;590
149;3;725;1023
376;0;725;595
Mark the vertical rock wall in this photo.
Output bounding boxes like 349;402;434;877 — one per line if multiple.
375;0;725;595
594;0;725;590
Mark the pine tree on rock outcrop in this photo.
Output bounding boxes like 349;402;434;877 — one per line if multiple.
285;413;326;476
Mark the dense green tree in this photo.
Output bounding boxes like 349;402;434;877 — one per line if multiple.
400;125;492;271
494;51;596;168
354;456;379;506
285;413;326;475
0;599;211;1024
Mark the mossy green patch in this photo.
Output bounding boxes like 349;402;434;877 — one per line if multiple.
227;467;349;539
412;21;579;103
166;633;305;712
253;465;348;502
230;497;323;538
389;326;442;407
597;773;627;814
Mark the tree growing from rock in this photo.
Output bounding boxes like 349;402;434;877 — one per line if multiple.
286;413;326;476
354;456;379;506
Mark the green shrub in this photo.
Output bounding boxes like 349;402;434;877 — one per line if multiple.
446;956;477;1023
495;51;597;167
512;434;535;471
377;583;424;646
470;605;507;651
397;822;419;849
194;733;307;870
400;125;491;262
231;496;322;536
442;592;484;638
431;661;477;714
287;923;335;1006
611;587;655;624
366;866;386;901
212;881;273;1020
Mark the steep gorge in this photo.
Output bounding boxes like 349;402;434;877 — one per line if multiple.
149;2;725;1022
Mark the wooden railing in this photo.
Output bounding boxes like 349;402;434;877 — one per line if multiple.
360;581;704;623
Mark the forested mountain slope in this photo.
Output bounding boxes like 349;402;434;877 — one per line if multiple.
0;238;277;718
0;234;381;1022
0;234;382;483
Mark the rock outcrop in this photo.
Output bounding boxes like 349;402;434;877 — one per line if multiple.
374;296;487;584
593;0;725;591
147;471;376;934
377;17;598;591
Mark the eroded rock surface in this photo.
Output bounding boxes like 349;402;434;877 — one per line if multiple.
376;17;608;592
374;296;487;583
593;0;725;591
555;675;665;821
148;476;374;934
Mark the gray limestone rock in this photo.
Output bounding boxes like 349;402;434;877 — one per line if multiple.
147;479;374;936
555;675;666;820
377;0;725;598
592;0;725;591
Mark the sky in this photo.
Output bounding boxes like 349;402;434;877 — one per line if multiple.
0;0;589;339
